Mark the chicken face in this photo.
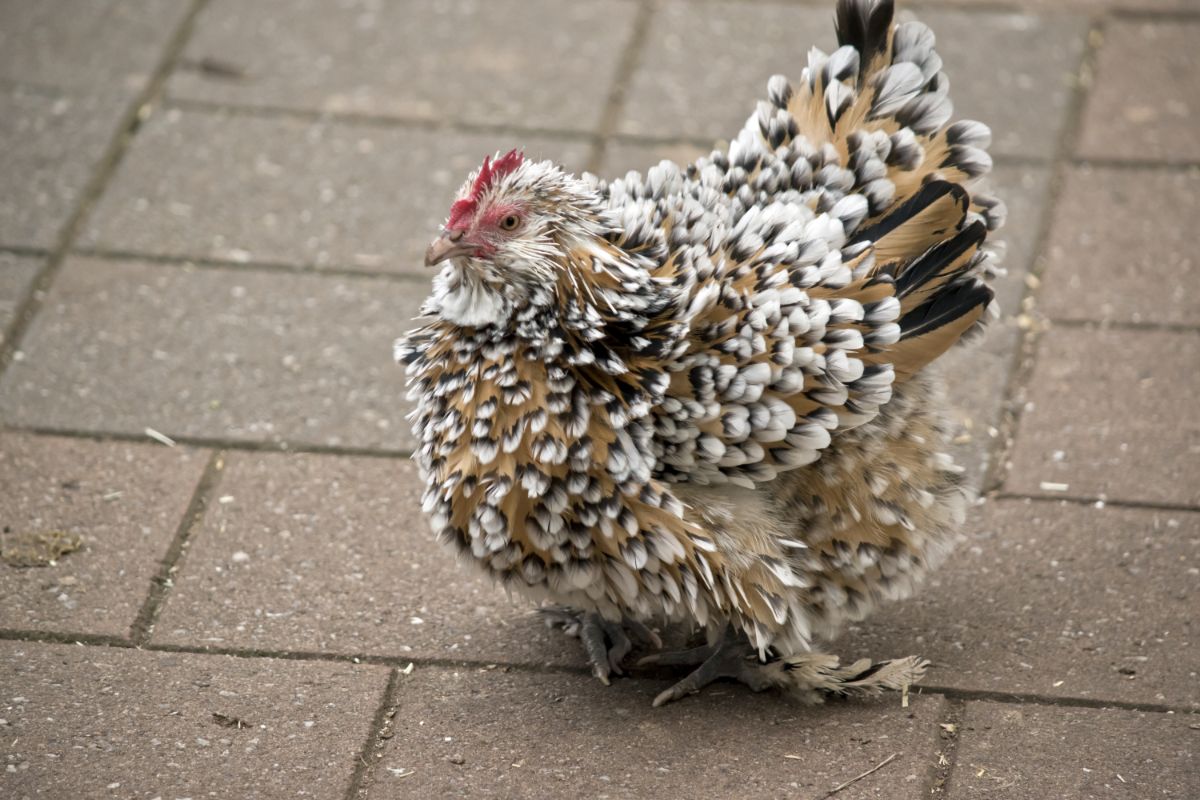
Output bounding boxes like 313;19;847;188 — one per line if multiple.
424;150;545;275
425;151;525;263
423;150;609;290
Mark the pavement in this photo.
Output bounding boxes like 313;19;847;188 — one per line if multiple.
0;0;1197;797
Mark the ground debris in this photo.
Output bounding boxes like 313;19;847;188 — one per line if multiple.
817;752;900;798
211;712;251;729
1;529;83;568
179;56;248;81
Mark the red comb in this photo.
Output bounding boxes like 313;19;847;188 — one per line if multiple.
471;149;524;198
446;149;524;231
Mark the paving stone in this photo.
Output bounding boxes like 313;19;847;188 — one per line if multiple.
847;499;1199;709
910;10;1088;160
0;639;389;799
0;256;423;451
616;2;832;143
619;4;1086;159
1078;20;1200;163
938;163;1052;485
0;253;42;343
934;0;1194;8
170;0;638;132
360;666;946;800
1039;166;1200;326
81;108;591;273
0;0;186;93
599;138;712;179
0;86;125;249
0;434;207;637
155;452;587;669
1005;327;1200;505
983;165;1054;312
938;322;1019;487
949;702;1198;799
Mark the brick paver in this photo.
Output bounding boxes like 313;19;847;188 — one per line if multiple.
943;0;1194;7
948;702;1198;799
169;0;640;131
618;2;831;142
911;10;1090;160
1078;19;1200;163
1039;165;1200;325
0;253;41;341
361;666;947;800
0;87;126;249
847;499;1199;709
1005;327;1200;506
0;0;186;94
81;109;591;272
0;433;207;637
0;639;390;799
1;0;1197;796
621;5;1088;159
0;256;422;451
154;452;585;667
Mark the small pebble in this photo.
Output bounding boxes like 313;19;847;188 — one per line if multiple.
447;754;465;765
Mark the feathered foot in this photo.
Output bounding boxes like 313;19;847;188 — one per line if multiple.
638;625;776;707
639;625;929;707
539;606;662;685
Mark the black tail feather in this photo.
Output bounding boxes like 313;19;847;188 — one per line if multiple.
899;278;992;339
893;220;987;299
848;180;968;248
835;0;895;75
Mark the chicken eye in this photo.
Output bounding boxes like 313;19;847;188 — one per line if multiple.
499;214;521;231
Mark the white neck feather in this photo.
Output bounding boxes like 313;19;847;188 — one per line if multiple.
430;265;510;328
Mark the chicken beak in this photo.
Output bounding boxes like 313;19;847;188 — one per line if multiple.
424;230;473;267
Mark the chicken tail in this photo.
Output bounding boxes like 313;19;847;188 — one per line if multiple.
782;0;1004;382
854;181;997;381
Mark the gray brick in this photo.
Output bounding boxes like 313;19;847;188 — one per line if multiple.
910;9;1088;160
0;253;42;343
1039;166;1200;326
155;452;587;668
0;87;125;249
0;256;423;451
938;323;1019;487
0;639;390;799
932;0;1195;9
948;703;1198;799
170;0;638;131
1078;20;1200;163
617;2;831;142
81;108;591;272
619;4;1087;159
848;499;1199;709
361;666;947;799
938;163;1052;484
599;138;710;180
0;433;207;637
984;165;1054;314
1005;327;1200;506
0;0;186;93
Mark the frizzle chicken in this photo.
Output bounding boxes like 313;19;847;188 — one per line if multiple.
397;0;1004;706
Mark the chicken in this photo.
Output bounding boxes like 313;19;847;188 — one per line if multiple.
396;0;1004;706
